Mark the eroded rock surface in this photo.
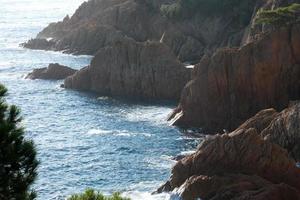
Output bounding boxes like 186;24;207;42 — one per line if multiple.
160;103;300;200
169;24;300;132
26;63;77;80
64;38;190;100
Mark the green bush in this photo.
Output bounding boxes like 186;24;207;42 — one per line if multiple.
160;0;255;23
255;3;300;27
0;84;39;200
68;189;131;200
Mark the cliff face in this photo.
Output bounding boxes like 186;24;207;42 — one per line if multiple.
64;38;190;100
24;0;269;63
24;0;300;106
169;24;300;131
160;103;300;200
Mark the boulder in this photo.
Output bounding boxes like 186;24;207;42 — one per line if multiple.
26;63;77;80
169;24;300;132
160;102;300;200
178;174;300;200
64;38;190;100
159;128;300;200
261;102;300;161
231;102;300;161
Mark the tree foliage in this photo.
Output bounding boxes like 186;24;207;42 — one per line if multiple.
68;189;131;200
160;0;255;24
255;3;300;27
0;84;39;200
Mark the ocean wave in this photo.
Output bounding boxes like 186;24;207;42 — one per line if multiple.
123;191;172;200
87;128;152;138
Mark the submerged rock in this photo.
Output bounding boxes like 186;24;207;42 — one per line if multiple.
169;24;300;132
64;38;190;100
26;63;77;80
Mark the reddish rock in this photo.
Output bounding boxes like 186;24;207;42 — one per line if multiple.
64;38;190;100
170;129;300;190
179;174;300;200
159;126;300;200
169;24;300;132
26;63;77;80
262;102;300;161
160;103;300;199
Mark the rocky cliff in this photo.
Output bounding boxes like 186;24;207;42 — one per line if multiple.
24;0;300;116
169;23;300;131
159;102;300;200
23;0;269;63
64;38;190;100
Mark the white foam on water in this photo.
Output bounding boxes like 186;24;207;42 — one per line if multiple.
126;107;172;126
87;129;152;138
123;191;171;200
87;129;113;135
179;150;196;156
185;65;194;69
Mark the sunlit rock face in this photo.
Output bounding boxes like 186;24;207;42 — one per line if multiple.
169;24;300;132
159;102;300;200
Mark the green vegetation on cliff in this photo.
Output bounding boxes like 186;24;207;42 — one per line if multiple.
68;189;130;200
255;3;300;27
0;84;39;200
161;0;255;24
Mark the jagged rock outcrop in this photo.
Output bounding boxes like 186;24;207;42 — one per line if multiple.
169;23;300;132
22;38;55;51
261;102;300;161
177;174;300;200
160;103;300;200
233;102;300;161
26;63;77;80
22;0;269;63
64;38;190;100
162;102;300;200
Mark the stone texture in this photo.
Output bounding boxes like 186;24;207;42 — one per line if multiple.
178;174;300;200
22;0;270;63
169;24;300;132
160;103;300;200
64;38;190;100
26;63;77;80
262;102;300;161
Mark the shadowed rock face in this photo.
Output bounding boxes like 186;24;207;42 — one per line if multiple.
159;103;300;200
22;38;55;51
22;0;267;63
261;102;300;161
169;24;300;132
64;38;190;100
26;63;77;80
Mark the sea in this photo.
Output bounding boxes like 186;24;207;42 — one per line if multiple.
0;0;200;199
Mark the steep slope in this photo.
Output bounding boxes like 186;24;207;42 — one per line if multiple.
64;38;190;100
23;0;268;63
159;102;300;200
169;23;300;131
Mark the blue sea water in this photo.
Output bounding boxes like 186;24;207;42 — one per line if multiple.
0;1;200;199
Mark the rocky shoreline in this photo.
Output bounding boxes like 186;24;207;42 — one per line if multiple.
23;0;300;199
169;23;300;132
159;102;300;200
